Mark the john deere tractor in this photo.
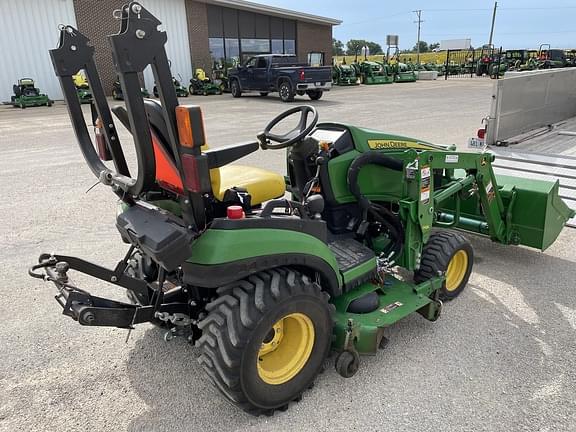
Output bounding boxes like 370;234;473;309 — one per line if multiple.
353;61;393;84
332;63;359;86
10;78;52;108
32;3;574;416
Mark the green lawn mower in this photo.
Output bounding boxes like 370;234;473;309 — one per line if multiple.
153;76;188;98
332;64;359;86
73;73;93;104
188;68;222;96
112;77;150;100
9;78;52;108
32;3;575;417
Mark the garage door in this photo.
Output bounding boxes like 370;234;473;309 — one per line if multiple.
0;0;77;102
139;0;193;92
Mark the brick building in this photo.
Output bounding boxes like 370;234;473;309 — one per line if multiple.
0;0;341;101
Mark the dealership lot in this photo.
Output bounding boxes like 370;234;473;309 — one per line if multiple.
1;80;575;432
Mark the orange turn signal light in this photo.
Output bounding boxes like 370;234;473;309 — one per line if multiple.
175;105;195;148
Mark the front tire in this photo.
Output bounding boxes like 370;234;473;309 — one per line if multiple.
414;231;474;300
230;79;242;98
197;268;334;416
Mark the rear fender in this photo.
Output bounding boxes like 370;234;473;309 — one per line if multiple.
182;228;343;296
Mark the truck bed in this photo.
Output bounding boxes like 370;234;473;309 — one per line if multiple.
489;116;576;227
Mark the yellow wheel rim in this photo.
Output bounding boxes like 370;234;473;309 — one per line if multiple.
445;250;469;292
257;313;315;385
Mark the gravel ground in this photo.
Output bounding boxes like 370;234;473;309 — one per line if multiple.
1;80;575;432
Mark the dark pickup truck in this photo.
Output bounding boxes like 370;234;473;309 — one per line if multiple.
228;54;332;102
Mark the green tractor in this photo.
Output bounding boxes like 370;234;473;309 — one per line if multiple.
332;63;359;86
34;3;575;417
353;61;393;84
9;78;52;108
188;68;222;96
392;62;417;83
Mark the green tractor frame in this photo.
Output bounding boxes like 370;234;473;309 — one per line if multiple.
32;3;575;417
9;78;52;108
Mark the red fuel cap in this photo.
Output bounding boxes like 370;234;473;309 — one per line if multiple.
227;205;245;219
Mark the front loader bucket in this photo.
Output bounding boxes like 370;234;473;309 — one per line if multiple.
496;174;574;250
492;149;576;250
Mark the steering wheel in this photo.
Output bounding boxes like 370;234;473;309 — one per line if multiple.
259;105;318;150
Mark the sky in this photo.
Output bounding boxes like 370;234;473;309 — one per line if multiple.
261;0;576;50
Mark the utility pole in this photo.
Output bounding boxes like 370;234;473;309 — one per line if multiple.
488;1;498;47
413;10;423;65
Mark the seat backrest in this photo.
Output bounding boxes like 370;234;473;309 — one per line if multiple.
195;69;207;81
113;99;222;196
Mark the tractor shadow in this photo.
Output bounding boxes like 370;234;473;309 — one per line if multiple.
124;233;576;431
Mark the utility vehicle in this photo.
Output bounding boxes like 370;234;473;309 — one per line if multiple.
31;3;574;416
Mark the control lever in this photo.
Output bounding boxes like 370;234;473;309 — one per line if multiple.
301;156;326;202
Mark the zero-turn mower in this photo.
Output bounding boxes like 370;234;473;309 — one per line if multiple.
9;78;52;108
112;76;150;100
31;3;575;416
72;72;93;104
188;68;222;96
153;75;188;98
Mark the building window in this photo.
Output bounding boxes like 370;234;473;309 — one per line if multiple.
241;38;270;54
271;39;284;54
284;40;296;55
225;38;240;67
209;37;225;68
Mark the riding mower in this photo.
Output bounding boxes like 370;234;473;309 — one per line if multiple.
188;68;222;96
32;3;575;416
72;73;93;104
153;75;188;97
332;63;359;86
9;78;52;108
112;76;150;100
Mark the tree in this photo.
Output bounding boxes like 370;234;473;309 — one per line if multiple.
365;41;383;55
332;38;345;56
412;41;429;53
429;42;440;51
346;39;383;56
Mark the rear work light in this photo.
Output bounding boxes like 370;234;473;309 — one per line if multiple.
299;69;305;81
477;127;486;140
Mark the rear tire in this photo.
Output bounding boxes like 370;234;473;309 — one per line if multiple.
414;231;474;300
230;79;242;98
279;81;295;102
307;90;323;100
197;268;334;416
